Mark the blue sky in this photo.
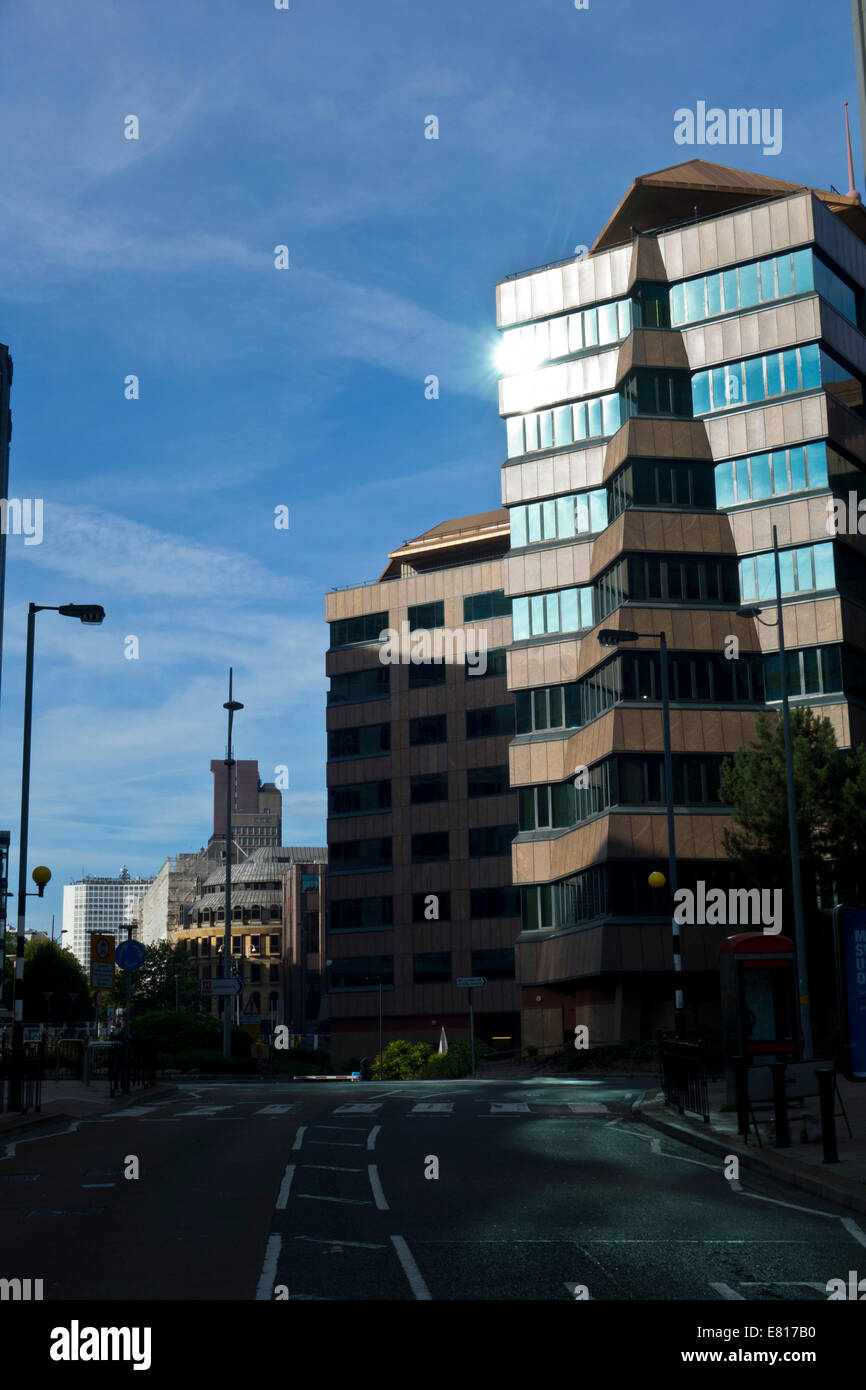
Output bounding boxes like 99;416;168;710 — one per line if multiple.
0;0;859;932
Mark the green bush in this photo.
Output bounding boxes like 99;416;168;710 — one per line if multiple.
368;1039;434;1080
132;1010;252;1059
420;1038;493;1079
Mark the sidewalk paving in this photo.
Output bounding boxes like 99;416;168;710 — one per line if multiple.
0;1078;180;1137
636;1073;866;1215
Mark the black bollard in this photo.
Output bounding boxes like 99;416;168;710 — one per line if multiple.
815;1068;840;1164
770;1061;790;1148
733;1055;750;1140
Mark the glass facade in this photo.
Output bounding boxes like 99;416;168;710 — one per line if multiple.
330;612;388;647
506;392;622;459
328;666;389;704
714;443;829;507
609;460;716;517
518;754;727;833
512;586;594;639
463;590;511;621
327;722;390;759
328;780;392;816
509;490;607;548
691;344;863;415
739;541;835;602
498;296;633;374
670;249;857;328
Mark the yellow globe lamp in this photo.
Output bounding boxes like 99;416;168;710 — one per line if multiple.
32;865;52;897
648;870;666;889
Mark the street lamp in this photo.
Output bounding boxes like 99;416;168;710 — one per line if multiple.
735;524;813;1060
597;626;683;1036
10;602;105;1094
222;669;243;1059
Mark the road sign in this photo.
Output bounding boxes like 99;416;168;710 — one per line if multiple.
116;939;146;972
456;977;486;988
201;978;242;996
89;934;116;989
242;995;261;1022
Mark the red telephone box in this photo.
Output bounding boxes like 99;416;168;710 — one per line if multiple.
720;933;798;1102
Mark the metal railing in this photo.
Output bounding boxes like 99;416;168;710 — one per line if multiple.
107;1040;157;1096
0;1041;44;1115
658;1035;710;1123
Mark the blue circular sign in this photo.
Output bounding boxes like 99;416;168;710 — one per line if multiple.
115;939;147;971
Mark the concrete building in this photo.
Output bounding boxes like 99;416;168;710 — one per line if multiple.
135;850;217;947
209;759;282;858
497;159;866;1050
62;866;155;972
173;846;327;1035
324;512;521;1065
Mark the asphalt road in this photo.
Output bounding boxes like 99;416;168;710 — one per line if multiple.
1;1076;863;1301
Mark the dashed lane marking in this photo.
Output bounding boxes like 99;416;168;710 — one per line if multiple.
368;1164;389;1211
391;1235;431;1301
256;1234;281;1301
276;1164;295;1209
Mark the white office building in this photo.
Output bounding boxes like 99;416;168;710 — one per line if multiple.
62;865;155;972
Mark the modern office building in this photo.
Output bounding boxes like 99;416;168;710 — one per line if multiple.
62;866;155;972
135;849;217;946
324;512;521;1065
497;158;866;1050
173;845;327;1036
209;759;282;858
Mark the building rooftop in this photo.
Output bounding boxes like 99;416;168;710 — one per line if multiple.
378;508;509;580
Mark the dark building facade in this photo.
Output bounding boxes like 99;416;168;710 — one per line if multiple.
324;512;521;1065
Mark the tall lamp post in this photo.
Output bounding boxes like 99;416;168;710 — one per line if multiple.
11;603;105;1086
598;627;683;1036
222;670;243;1060
736;524;814;1060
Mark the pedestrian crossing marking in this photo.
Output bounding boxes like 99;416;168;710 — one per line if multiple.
409;1103;453;1113
255;1105;295;1115
331;1103;382;1113
488;1103;531;1113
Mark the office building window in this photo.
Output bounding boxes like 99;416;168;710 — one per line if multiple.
330;896;394;931
329;612;389;647
410;714;448;746
463;591;511;622
466;705;514;738
330;956;393;989
512;586;594;640
410;773;449;804
328;779;392;816
468;824;517;857
739;542;835;602
411;832;450;863
413;951;452;984
408;660;448;688
464;646;507;678
471;948;515;980
466;765;511;797
408;601;445;630
328;667;390;705
328;722;391;759
329;837;392;873
470;886;521;918
715;443;830;506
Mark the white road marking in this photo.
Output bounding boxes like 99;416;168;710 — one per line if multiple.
368;1164;389;1210
291;1126;307;1152
256;1105;294;1115
301;1164;363;1173
81;1183;115;1189
367;1126;381;1151
256;1234;281;1301
390;1235;431;1300
296;1194;371;1205
567;1103;609;1114
308;1140;364;1148
841;1217;866;1249
332;1103;382;1114
174;1106;231;1116
409;1103;453;1114
312;1124;369;1131
710;1282;745;1300
488;1103;531;1113
276;1164;296;1209
739;1281;828;1290
294;1236;387;1250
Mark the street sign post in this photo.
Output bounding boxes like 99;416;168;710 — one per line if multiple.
115;939;146;972
456;977;486;1078
201;978;242;997
89;934;115;990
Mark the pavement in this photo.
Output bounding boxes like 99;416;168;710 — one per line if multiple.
636;1072;866;1216
0;1076;180;1135
2;1074;864;1301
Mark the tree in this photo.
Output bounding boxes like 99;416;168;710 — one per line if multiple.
105;941;200;1017
8;938;93;1024
720;706;866;1052
720;707;866;916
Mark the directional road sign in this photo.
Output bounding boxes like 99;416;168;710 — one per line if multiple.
201;978;242;997
456;977;486;988
116;939;147;972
